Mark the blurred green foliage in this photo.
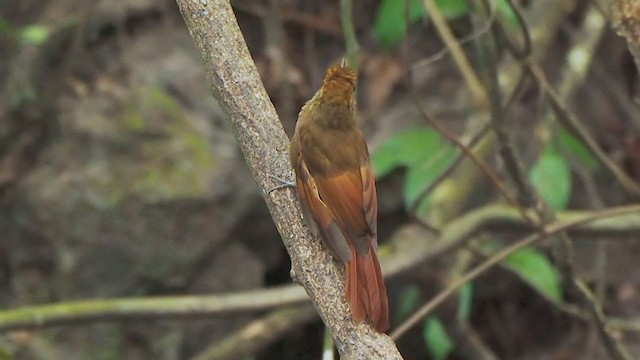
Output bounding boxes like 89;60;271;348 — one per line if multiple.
556;128;599;171
371;128;455;212
529;145;572;211
396;284;421;323
457;282;473;321
20;25;49;45
373;0;518;50
424;317;454;360
505;247;563;301
373;121;578;355
0;17;49;45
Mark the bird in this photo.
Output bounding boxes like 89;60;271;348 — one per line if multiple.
289;63;389;332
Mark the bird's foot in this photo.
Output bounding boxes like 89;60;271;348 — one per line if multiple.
267;174;295;194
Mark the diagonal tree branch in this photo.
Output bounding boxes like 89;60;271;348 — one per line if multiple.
391;204;640;340
174;0;402;358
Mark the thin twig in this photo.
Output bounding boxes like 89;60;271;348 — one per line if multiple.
390;204;640;340
467;241;640;349
457;321;499;360
493;0;532;60
407;124;490;216
190;305;317;360
410;98;539;228
410;0;537;227
529;63;640;198
474;0;537;209
411;1;497;70
525;6;635;358
230;2;342;36
574;279;634;360
405;0;577;227
574;153;609;359
421;0;487;110
591;59;640;131
339;0;359;71
406;67;530;217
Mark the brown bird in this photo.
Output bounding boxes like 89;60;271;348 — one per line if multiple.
289;63;389;332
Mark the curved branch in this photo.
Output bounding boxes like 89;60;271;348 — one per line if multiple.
0;286;306;333
191;305;317;360
391;204;640;340
174;0;401;358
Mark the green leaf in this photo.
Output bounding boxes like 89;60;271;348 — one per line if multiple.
434;0;468;18
396;285;421;322
0;346;12;360
403;144;456;209
371;128;447;177
374;0;424;49
0;17;13;35
20;25;48;45
495;0;519;28
424;317;454;360
371;128;456;212
556;128;599;170
529;147;572;210
373;0;472;49
504;247;562;301
457;282;473;321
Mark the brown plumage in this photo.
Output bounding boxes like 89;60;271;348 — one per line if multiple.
289;64;389;332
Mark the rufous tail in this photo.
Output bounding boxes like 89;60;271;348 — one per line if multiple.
345;244;389;332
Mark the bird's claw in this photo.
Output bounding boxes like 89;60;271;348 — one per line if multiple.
267;174;295;194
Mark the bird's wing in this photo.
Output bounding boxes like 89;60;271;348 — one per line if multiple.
312;157;376;256
360;162;378;243
294;156;353;262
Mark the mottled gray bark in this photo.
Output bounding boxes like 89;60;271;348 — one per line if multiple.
613;0;640;75
174;0;403;358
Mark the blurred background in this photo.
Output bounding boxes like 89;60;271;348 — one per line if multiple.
1;0;640;359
